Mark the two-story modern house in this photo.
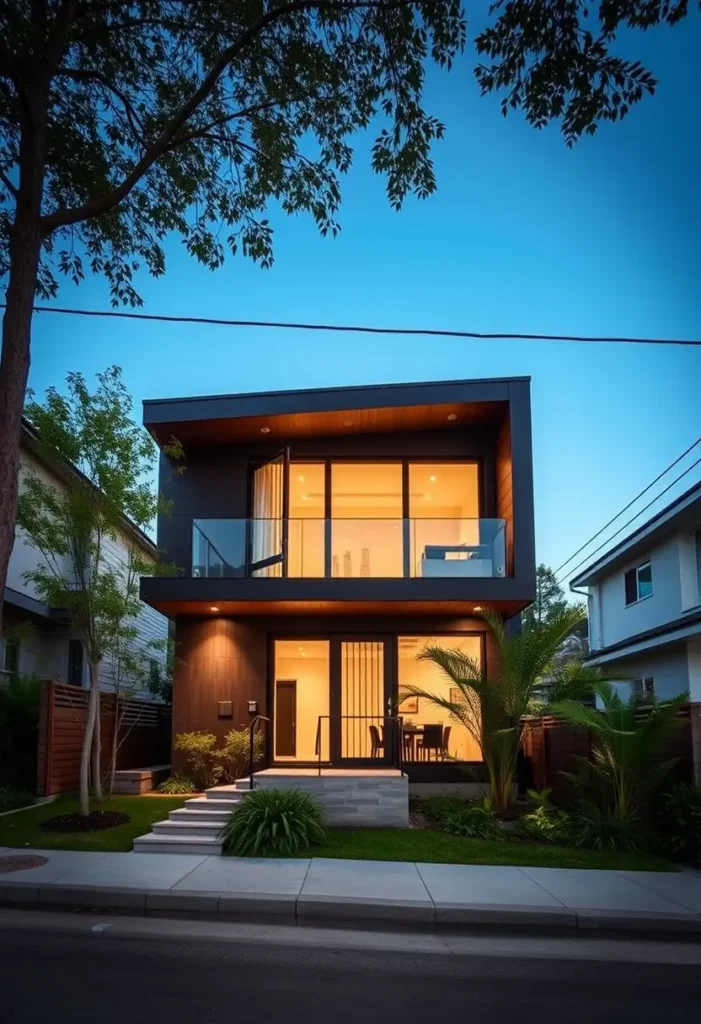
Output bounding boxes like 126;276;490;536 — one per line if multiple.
137;377;535;849
570;481;701;781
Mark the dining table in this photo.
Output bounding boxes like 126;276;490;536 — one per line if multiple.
401;724;424;761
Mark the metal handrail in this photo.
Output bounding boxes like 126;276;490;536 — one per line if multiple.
315;715;405;774
248;714;270;790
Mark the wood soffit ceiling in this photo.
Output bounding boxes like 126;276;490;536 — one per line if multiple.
146;400;507;446
146;598;527;618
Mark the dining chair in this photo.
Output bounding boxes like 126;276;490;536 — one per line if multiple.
369;724;384;758
441;725;452;760
417;724;443;761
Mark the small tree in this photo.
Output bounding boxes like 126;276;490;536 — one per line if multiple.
403;607;599;812
17;366;181;816
522;564;569;630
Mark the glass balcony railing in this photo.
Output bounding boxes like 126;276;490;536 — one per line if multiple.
192;518;507;579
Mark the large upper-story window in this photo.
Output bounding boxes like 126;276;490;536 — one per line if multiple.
624;560;653;606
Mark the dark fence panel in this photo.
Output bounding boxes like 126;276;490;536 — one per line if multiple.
37;681;171;797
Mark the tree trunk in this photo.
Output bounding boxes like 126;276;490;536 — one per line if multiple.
108;699;120;797
90;661;104;802
0;84;48;637
79;671;99;817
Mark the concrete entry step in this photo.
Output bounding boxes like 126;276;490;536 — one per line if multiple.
170;807;231;824
205;785;249;801
185;797;241;813
153;819;223;837
133;833;223;855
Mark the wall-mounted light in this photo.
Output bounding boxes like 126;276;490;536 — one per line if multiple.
260;426;271;433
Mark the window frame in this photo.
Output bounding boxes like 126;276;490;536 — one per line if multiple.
1;635;20;675
67;638;84;687
631;676;655;701
624;560;653;606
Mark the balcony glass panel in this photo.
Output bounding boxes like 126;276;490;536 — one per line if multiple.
192;518;506;578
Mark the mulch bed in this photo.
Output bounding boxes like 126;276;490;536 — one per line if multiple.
0;855;49;874
40;811;130;833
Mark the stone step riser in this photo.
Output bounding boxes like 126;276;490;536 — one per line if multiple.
153;821;223;836
170;809;231;824
184;801;240;814
133;838;222;856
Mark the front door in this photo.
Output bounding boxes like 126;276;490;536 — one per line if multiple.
331;637;394;765
249;448;290;576
275;680;297;757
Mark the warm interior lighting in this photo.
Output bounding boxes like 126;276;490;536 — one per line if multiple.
260;426;271;433
298;475;305;481
429;475;437;481
473;605;483;612
447;413;457;421
210;606;220;612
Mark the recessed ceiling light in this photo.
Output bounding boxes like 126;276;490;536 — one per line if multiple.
429;475;437;482
447;413;457;421
343;420;353;427
473;605;483;613
260;426;270;433
301;494;308;500
210;606;220;612
298;475;305;481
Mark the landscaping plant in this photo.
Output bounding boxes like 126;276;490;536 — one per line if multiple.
220;788;328;857
157;774;198;795
653;784;701;866
174;732;222;791
551;684;688;822
405;608;598;813
438;802;501;840
220;729;264;784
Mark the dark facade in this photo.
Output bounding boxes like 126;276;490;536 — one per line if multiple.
140;377;536;779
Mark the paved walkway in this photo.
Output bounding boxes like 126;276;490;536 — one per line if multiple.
1;847;701;934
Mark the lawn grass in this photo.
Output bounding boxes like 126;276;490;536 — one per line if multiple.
0;795;185;852
296;829;676;871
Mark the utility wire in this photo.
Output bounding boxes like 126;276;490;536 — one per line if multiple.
553;435;701;579
558;455;701;585
3;303;701;346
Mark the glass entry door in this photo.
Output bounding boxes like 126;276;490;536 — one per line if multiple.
249;448;289;576
331;638;393;764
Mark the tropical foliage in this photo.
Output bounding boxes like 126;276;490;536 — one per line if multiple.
404;607;598;812
221;788;328;857
653;784;701;866
551;684;688;821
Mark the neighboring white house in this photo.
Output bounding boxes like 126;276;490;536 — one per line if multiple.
1;423;168;698
570;481;701;780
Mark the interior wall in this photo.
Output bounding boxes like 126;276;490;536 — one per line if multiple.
273;640;330;761
398;635;483;761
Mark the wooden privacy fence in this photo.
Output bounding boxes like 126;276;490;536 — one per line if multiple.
521;708;694;804
37;681;171;797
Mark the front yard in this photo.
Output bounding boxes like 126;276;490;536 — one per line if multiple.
0;796;186;852
295;828;675;870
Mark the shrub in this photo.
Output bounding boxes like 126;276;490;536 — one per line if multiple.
439;802;501;840
653;784;701;865
220;728;263;784
420;796;471;823
518;805;569;844
562;805;642;853
220;788;328;856
174;732;222;790
0;786;35;814
157;773;198;794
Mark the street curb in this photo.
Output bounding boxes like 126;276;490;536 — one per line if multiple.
2;883;701;937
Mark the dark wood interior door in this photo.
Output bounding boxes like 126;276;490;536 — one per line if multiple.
275;680;297;757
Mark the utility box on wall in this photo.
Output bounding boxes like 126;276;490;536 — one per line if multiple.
217;701;233;719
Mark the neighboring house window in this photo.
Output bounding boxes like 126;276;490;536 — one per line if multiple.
631;677;655;701
624;560;653;605
67;639;84;686
1;636;20;675
696;529;701;593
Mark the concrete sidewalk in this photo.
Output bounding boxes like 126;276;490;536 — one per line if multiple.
1;847;701;935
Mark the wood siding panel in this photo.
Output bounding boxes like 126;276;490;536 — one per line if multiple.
171;618;268;770
495;415;514;577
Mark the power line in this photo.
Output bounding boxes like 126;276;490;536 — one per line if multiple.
3;303;701;346
553;435;701;578
558;455;701;585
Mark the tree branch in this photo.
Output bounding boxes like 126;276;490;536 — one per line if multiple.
0;170;18;199
40;0;424;235
55;66;146;137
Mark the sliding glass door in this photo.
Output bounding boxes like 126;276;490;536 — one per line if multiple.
249;448;289;576
332;637;393;765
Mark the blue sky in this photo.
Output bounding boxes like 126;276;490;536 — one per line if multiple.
26;14;700;588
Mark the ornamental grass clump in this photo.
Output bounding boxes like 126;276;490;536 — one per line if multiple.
220;788;328;857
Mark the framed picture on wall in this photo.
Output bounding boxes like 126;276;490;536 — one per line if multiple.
449;687;464;707
399;694;419;714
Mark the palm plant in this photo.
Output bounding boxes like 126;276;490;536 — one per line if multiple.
402;607;599;813
550;683;688;821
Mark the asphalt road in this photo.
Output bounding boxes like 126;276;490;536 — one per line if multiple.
2;912;701;1024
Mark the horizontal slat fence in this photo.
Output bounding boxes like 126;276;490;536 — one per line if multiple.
521;707;694;805
37;681;171;797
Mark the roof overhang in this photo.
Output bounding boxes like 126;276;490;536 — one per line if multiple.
143;377;526;447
